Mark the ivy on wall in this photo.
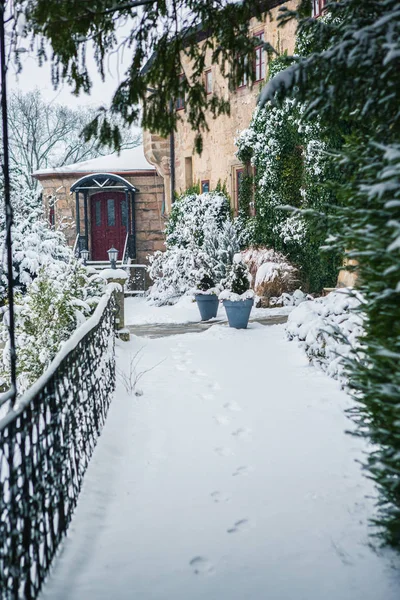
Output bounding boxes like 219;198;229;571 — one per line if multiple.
236;50;343;293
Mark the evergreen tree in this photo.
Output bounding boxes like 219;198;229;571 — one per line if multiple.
224;257;251;295
20;0;275;153
261;0;400;547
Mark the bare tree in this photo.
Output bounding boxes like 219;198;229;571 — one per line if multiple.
5;89;142;190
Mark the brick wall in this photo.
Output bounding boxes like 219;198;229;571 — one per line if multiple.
35;171;165;264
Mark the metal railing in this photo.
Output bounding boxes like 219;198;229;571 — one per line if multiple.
122;232;129;265
123;264;147;295
72;233;80;257
0;292;116;599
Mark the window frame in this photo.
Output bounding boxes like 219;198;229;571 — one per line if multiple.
253;31;266;83
107;198;116;227
312;0;326;18
205;69;212;95
175;73;186;111
201;180;210;193
236;56;248;89
233;167;245;213
49;204;55;228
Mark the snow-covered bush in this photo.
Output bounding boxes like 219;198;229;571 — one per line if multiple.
241;247;297;300
1;208;72;300
148;191;241;305
0;175;72;303
0;261;105;394
268;0;400;547
286;289;364;382
147;243;209;306
219;254;253;302
270;289;312;308
0;175;106;394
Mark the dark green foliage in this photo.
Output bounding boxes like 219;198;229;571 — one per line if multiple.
225;259;250;295
237;171;253;221
237;49;342;293
196;270;215;291
264;0;400;548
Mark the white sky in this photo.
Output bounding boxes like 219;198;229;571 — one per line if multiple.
8;15;135;111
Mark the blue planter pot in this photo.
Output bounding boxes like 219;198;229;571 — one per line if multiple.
223;298;254;329
195;294;219;321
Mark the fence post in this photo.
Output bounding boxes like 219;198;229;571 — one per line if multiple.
100;269;130;341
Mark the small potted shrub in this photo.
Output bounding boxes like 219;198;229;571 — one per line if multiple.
219;255;254;329
194;270;220;321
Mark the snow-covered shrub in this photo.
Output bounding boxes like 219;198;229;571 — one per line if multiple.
203;219;242;282
0;175;72;303
219;254;253;302
148;191;241;305
241;247;297;300
286;289;364;382
165;190;230;247
195;269;216;292
0;261;105;394
1;208;72;299
270;289;312;308
147;243;209;306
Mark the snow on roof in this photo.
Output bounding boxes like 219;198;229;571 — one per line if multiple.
32;145;155;177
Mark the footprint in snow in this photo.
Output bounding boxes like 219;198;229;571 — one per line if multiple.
227;519;251;534
189;556;215;576
213;415;230;426
232;428;252;439
190;369;207;378
210;491;231;504
224;402;242;412
209;382;221;391
214;446;234;457
175;364;187;372
232;465;253;477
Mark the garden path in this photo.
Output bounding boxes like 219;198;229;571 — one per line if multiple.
39;318;400;600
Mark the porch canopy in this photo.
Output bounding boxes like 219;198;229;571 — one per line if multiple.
71;173;138;262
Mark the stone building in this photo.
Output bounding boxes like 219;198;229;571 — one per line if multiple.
32;146;165;265
143;0;298;215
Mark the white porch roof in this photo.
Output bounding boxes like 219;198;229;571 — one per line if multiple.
32;145;155;177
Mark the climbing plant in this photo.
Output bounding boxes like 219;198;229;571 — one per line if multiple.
236;43;343;292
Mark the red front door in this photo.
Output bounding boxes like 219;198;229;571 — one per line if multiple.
90;192;128;261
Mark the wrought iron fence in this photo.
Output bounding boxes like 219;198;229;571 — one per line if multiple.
0;292;116;599
124;264;147;295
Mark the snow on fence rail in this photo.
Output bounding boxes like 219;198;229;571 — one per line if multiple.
0;291;116;600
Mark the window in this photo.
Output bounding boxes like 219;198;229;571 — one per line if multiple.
107;198;115;226
205;69;212;95
121;199;128;228
312;0;326;17
201;180;210;193
185;157;193;189
237;56;248;89
95;200;102;226
234;167;245;212
49;204;55;228
175;74;185;110
254;32;266;82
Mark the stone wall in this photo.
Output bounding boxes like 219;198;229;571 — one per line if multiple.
35;171;165;265
143;0;298;213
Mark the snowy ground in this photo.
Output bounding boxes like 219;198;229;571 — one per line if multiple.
125;295;292;325
40;323;400;600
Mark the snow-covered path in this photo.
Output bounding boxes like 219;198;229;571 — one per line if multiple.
40;323;399;600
